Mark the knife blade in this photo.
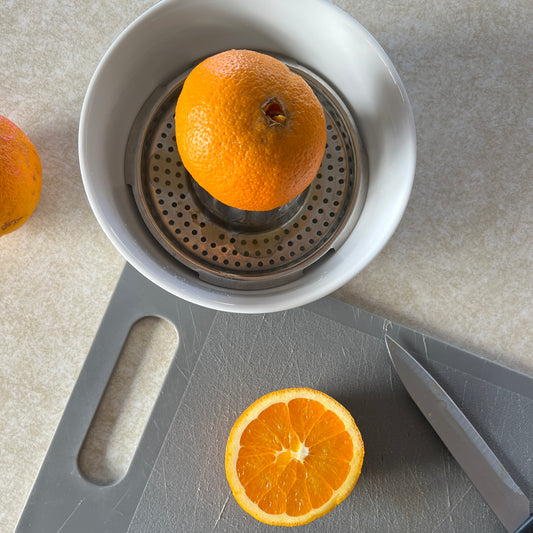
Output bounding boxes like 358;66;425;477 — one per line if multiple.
384;335;533;533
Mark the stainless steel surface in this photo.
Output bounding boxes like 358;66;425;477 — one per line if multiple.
125;58;367;290
385;335;531;533
16;264;533;532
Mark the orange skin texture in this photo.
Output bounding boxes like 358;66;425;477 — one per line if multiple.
0;116;42;236
175;50;327;212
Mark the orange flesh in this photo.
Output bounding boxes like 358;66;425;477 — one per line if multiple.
236;399;354;516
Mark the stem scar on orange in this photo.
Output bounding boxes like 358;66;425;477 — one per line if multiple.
225;388;364;526
0;116;42;236
175;50;327;212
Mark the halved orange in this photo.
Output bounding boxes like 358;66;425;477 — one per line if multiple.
225;388;364;526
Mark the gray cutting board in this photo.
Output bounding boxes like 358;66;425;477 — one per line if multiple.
17;264;533;532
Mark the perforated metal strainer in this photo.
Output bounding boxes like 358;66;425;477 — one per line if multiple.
125;58;367;290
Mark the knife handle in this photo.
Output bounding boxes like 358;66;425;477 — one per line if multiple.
515;515;533;533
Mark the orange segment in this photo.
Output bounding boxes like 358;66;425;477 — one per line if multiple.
243;462;283;503
309;428;355;461
305;409;347;447
258;486;286;515
225;388;364;526
257;402;298;450
306;451;352;490
288;398;327;443
285;461;313;517
305;467;334;508
240;417;283;451
236;452;275;483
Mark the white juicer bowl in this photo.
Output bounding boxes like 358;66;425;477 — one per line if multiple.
79;0;416;313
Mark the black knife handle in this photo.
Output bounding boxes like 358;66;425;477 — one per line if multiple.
515;515;533;533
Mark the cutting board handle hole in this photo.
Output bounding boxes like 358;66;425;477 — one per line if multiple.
78;316;178;485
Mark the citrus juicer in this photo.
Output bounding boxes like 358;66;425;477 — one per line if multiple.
79;0;416;313
125;58;367;290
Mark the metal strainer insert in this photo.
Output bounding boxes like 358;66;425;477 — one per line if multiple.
125;57;367;290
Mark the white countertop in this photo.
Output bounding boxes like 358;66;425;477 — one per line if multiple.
1;1;531;531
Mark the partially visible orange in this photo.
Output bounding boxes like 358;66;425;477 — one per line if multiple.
225;388;364;526
0;116;42;236
175;49;326;211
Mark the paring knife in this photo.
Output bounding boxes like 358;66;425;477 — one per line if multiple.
384;335;533;533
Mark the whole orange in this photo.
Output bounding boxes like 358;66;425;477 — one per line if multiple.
0;116;42;236
175;49;326;212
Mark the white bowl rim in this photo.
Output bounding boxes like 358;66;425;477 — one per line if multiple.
79;0;416;314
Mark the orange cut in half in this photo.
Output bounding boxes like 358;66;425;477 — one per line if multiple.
225;388;364;526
